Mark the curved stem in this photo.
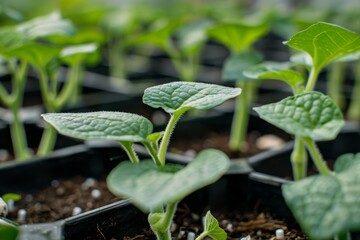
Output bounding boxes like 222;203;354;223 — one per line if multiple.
151;202;178;240
305;67;320;92
195;232;208;240
229;81;250;151
55;63;82;109
303;137;332;176
0;83;10;106
38;69;56;112
158;111;183;166
142;141;162;166
119;141;139;164
37;125;57;156
290;136;308;180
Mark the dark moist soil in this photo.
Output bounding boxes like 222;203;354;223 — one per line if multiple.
169;131;285;159
6;177;307;239
124;205;308;240
7;176;121;224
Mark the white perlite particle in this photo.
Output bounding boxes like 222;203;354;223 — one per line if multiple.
17;209;27;222
72;207;82;216
276;228;285;240
187;232;196;240
91;189;102;199
0;197;8;217
241;235;251;240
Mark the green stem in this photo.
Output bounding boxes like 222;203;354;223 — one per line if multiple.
303;137;332;176
8;61;30;160
38;69;56;112
195;232;209;240
0;83;10;106
229;81;250;151
158;111;183;166
68;63;84;105
37;126;57;156
305;67;320;92
55;63;82;110
151;202;178;240
119;141;139;164
109;35;127;83
347;59;360;121
290;137;308;180
335;231;350;240
328;62;346;110
10;109;30;160
142;141;162;166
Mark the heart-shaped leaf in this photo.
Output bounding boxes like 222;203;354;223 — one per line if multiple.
7;43;61;68
143;82;241;114
207;23;268;53
177;19;213;55
285;22;360;70
283;153;360;239
16;11;76;40
203;211;227;240
107;149;230;211
131;17;182;49
244;62;304;93
254;91;344;141
42;112;153;142
222;51;263;81
60;43;98;65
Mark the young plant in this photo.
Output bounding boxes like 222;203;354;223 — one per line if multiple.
132;17;213;82
207;22;268;151
247;22;360;180
42;81;241;240
248;22;360;239
0;12;75;160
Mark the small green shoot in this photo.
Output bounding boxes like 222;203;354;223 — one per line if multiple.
43;82;240;240
251;22;360;239
207;22;268;151
0;12;75;160
195;211;227;240
132;17;213;82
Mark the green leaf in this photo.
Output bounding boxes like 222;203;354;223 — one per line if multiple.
222;51;263;81
147;132;164;143
2;193;21;203
253;92;344;141
202;211;227;240
177;19;213;55
16;11;76;40
131;17;182;49
60;43;98;65
207;23;268;53
333;153;360;173
244;62;304;92
285;22;360;70
7;43;60;68
42;112;153;142
282;153;360;239
143;82;241;114
107;149;230;211
0;225;18;240
289;53;312;68
0;28;26;53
